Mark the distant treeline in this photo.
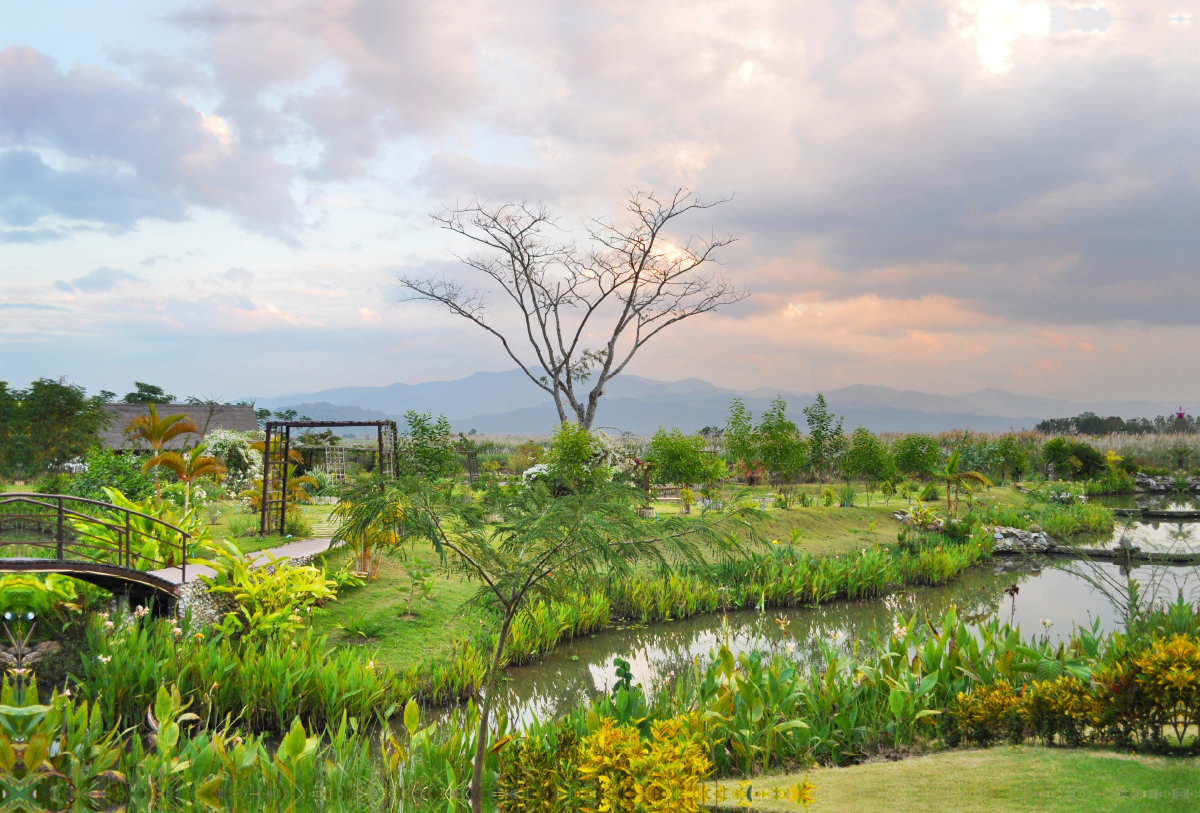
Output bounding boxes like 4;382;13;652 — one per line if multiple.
1034;411;1198;436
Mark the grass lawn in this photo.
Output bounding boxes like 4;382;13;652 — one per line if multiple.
715;746;1200;813
310;546;491;672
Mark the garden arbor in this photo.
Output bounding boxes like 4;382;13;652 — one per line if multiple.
259;420;398;537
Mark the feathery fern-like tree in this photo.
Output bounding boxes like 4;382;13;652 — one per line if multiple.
335;477;763;812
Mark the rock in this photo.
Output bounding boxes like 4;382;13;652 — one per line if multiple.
0;651;16;666
1028;524;1042;533
991;525;1054;553
34;640;61;654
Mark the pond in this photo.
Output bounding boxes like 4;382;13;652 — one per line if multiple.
1090;494;1200;552
490;555;1200;727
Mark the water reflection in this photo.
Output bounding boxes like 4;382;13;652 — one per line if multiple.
492;558;1200;727
1096;498;1200;553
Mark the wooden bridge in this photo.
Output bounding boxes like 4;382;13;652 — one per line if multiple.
0;493;189;602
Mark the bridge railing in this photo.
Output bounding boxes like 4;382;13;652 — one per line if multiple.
0;493;190;581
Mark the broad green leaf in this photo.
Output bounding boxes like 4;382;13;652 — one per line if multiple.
404;698;420;737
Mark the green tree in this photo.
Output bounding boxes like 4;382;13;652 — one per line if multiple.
802;393;845;481
539;422;607;494
1042;437;1104;479
842;428;895;505
893;433;941;479
122;382;175;404
645;428;720;487
4;378;112;477
0;382;15;476
724;397;758;477
334;478;763;813
756;398;808;506
996;435;1029;483
398;411;458;480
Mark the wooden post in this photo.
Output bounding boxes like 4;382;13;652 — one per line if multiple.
377;424;385;489
279;425;292;536
260;423;273;537
125;513;131;569
56;497;64;560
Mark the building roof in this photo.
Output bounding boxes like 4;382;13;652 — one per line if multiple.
100;404;259;450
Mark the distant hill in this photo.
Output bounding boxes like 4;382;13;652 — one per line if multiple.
249;370;1187;436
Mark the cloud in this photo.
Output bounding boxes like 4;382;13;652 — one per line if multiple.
64;267;142;293
0;46;300;238
0;302;68;311
222;267;255;286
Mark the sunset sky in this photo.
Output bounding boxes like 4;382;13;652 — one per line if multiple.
2;1;1196;404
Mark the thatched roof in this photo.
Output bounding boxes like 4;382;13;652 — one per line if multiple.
100;404;259;450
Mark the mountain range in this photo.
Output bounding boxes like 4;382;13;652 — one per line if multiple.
249;370;1188;436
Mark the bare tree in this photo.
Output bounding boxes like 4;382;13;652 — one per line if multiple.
399;189;747;428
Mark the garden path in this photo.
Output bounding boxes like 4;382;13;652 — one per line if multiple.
147;537;339;585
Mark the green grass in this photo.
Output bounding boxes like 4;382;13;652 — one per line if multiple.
716;746;1200;813
197;501;337;555
310;547;490;672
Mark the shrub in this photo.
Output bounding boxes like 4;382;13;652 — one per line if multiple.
284;508;314;538
34;471;72;493
919;482;940;501
68;447;155;502
573;716;711;813
199;537;336;641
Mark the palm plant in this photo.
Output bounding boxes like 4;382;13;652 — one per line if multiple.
144;443;226;512
124;404;201;498
937;451;993;518
241;444;319;515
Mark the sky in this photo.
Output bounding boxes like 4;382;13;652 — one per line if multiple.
1;0;1197;405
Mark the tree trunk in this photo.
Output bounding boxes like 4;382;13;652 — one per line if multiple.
470;609;514;813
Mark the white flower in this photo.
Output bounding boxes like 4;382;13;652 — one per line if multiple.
98;655;112;664
104;621;114;631
522;464;550;484
1040;618;1052;628
786;642;796;654
171;626;183;637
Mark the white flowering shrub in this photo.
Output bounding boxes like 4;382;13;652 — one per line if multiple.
205;429;262;496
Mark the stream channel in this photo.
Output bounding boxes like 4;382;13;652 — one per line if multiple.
481;498;1200;728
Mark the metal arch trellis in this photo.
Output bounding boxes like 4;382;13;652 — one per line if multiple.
258;420;399;538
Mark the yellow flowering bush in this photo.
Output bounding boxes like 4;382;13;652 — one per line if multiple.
1132;634;1200;744
948;680;1022;746
1022;676;1091;747
574;714;711;813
